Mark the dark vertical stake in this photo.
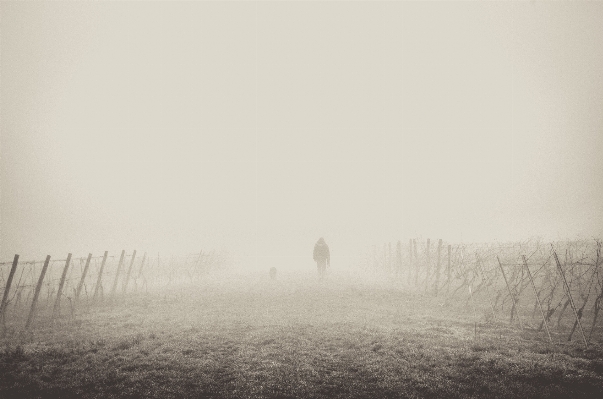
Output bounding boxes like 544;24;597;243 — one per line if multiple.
137;252;147;280
75;253;93;302
435;239;442;296
123;250;137;294
52;253;72;320
522;255;552;344
93;251;108;301
110;250;126;296
413;239;419;285
0;254;19;325
408;239;413;285
25;255;51;330
553;249;587;349
425;238;431;291
497;256;523;330
447;245;451;294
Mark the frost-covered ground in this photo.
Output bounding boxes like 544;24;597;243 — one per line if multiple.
1;267;602;398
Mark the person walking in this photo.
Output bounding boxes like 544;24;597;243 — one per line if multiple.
313;237;330;278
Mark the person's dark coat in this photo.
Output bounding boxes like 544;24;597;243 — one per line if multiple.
313;237;330;265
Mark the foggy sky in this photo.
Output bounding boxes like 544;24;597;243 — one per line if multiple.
1;1;602;264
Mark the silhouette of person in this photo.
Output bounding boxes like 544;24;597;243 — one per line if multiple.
313;237;330;277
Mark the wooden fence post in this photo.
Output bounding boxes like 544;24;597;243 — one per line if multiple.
413;240;419;285
522;255;552;344
75;253;92;302
553;248;587;349
424;238;431;291
469;284;478;340
25;255;51;330
93;251;108;301
122;250;137;294
135;252;147;291
0;254;19;325
52;254;72;320
497;256;523;330
137;252;147;280
110;250;126;297
434;239;442;296
408;239;413;285
447;245;451;294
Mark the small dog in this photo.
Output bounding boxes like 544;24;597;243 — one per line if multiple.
269;267;277;280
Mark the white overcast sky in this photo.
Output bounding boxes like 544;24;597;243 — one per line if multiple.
1;1;602;264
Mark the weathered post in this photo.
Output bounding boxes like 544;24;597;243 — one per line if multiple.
522;255;552;344
75;253;93;302
110;250;126;297
424;238;431;291
447;245;451;294
52;254;72;320
469;284;478;340
25;255;51;330
434;239;442;296
497;256;523;330
134;252;147;291
0;254;19;325
137;252;147;280
388;242;393;272
93;251;108;301
413;239;419;285
122;250;137;294
408;239;413;285
553;248;587;349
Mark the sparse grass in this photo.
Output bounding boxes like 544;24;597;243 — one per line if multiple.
1;269;602;398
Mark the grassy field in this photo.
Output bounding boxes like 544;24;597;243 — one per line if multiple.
1;267;602;398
